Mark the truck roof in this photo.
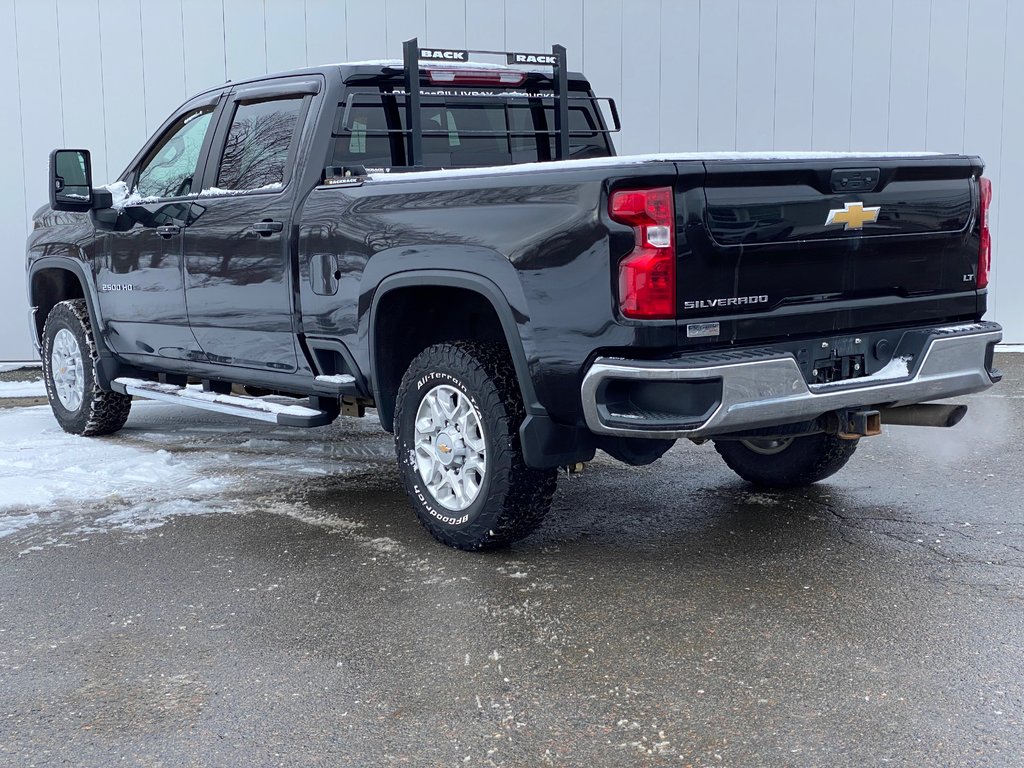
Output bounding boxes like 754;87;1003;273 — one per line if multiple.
193;60;591;95
196;39;595;166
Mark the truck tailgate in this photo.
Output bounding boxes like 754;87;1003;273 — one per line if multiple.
678;156;984;339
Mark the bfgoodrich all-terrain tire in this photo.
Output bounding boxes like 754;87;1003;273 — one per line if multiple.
41;299;132;436
394;341;557;551
713;433;858;488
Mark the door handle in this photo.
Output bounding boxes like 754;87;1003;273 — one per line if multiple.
253;220;284;236
156;225;180;239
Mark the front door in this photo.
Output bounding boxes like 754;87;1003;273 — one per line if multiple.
183;80;317;373
95;101;219;362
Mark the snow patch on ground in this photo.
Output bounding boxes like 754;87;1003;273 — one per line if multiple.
87;499;231;533
0;406;229;521
367;537;403;554
0;402;395;548
0;513;41;539
0;378;46;398
738;492;780;507
0;362;41;373
0;379;47;398
240;438;291;450
275;504;368;534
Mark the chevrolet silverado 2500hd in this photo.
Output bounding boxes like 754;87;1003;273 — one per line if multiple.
28;42;1002;550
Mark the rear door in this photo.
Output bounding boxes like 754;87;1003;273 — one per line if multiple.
678;156;982;341
183;77;320;372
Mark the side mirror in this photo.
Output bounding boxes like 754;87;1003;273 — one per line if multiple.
49;149;98;212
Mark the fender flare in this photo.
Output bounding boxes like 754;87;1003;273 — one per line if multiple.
367;269;542;423
26;255;125;388
367;269;593;469
27;256;105;344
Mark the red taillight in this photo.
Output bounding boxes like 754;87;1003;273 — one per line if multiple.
978;176;992;289
610;187;676;319
427;69;527;87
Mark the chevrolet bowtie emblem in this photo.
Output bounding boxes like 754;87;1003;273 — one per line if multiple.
826;201;880;231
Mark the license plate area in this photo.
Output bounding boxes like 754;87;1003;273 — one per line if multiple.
795;334;881;385
810;351;867;385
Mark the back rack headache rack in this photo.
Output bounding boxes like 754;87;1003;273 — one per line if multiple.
401;37;575;166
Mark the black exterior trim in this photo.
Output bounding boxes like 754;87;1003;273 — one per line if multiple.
27;257;102;345
368;270;540;414
367;270;592;468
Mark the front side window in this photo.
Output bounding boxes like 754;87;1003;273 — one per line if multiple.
135;107;214;199
216;97;304;191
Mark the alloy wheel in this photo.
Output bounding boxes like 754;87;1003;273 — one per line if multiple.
413;385;487;511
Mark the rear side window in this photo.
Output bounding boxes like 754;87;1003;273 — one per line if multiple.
508;104;602;161
329;91;612;169
216;97;304;191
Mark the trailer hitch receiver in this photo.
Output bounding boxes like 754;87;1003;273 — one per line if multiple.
834;409;882;440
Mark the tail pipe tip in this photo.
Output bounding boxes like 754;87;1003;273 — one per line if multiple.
879;403;969;429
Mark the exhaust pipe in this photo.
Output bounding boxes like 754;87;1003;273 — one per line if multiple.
878;403;968;429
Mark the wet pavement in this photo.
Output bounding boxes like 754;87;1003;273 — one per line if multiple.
1;355;1021;767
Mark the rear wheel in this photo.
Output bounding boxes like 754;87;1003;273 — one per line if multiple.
394;341;557;550
41;299;132;436
713;433;858;488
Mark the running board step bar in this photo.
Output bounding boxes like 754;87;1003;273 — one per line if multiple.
111;378;336;428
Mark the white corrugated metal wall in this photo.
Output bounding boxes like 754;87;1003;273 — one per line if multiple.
1;0;1020;360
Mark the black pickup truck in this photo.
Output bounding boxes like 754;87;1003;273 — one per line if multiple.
28;41;1002;550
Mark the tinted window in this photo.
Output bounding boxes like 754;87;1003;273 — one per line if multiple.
329;92;612;169
135;107;214;199
217;97;304;190
508;104;604;161
420;103;509;165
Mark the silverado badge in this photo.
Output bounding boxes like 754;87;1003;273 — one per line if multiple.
826;202;880;231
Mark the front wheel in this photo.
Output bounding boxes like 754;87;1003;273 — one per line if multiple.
713;433;858;488
41;299;132;436
394;342;557;551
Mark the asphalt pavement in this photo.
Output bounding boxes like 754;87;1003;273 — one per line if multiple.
1;355;1022;767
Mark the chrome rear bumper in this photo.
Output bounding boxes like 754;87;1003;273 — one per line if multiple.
581;322;1002;439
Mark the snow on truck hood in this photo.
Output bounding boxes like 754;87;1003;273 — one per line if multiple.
366;151;945;183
